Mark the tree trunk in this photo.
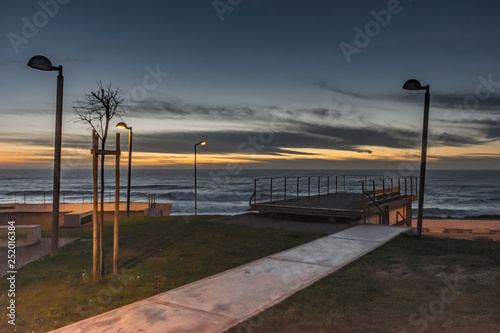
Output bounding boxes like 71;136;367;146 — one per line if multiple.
92;131;99;281
100;154;105;277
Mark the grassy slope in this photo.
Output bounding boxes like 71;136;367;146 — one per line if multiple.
228;235;500;333
0;215;323;332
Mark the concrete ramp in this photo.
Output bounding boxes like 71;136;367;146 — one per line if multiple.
50;224;410;333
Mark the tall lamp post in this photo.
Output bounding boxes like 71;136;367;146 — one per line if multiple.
28;55;64;256
403;79;430;237
194;141;206;215
116;122;133;217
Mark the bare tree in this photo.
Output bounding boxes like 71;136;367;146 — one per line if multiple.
74;81;125;277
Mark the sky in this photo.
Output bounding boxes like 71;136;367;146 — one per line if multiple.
1;0;499;170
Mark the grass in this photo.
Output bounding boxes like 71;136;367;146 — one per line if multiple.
227;235;500;333
0;215;324;332
3;217;499;332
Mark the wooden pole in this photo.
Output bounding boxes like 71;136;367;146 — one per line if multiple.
113;133;120;275
92;130;99;280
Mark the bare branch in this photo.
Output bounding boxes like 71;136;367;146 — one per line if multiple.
73;81;126;147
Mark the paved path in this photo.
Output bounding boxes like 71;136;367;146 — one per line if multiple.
50;224;410;333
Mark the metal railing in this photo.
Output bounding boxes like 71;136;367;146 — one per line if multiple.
360;177;418;224
3;192;155;205
250;175;343;205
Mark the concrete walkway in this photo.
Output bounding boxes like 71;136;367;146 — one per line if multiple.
50;224;410;333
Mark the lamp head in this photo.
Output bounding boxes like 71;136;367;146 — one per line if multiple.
403;79;425;91
27;55;58;71
195;141;207;147
116;122;130;130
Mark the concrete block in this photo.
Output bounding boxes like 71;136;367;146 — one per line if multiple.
427;227;446;233
64;210;93;227
0;225;41;245
472;228;490;234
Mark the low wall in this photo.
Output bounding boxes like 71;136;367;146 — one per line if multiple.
412;219;500;231
0;202;172;230
0;202;150;213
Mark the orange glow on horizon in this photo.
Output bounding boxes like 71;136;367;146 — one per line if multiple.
1;142;499;168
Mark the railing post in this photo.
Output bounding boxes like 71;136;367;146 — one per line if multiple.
362;181;366;223
327;176;330;194
343;175;346;193
254;178;257;204
318;176;320;195
336;176;338;193
270;178;273;202
297;177;299;198
405;178;407;196
284;177;287;200
308;177;311;196
382;179;386;204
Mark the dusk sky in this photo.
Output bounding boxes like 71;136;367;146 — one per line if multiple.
1;0;499;170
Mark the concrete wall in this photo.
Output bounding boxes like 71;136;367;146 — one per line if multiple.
411;219;500;231
0;202;150;213
0;202;173;230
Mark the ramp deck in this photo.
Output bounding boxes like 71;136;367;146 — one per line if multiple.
248;175;418;224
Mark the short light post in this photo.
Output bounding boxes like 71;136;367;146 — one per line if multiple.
403;79;430;237
28;55;63;256
194;141;206;215
116;122;133;217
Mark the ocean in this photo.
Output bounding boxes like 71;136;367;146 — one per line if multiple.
0;169;499;219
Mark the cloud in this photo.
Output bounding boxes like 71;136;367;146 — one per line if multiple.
130;121;421;156
5;97;496;163
125;99;258;120
430;132;485;147
314;79;368;99
430;93;500;113
315;78;500;114
435;117;500;142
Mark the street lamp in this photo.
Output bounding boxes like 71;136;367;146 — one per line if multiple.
403;79;430;237
28;55;63;256
194;141;206;215
116;122;133;217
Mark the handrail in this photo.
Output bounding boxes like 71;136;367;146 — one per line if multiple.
395;211;409;226
249;190;256;206
364;191;387;223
